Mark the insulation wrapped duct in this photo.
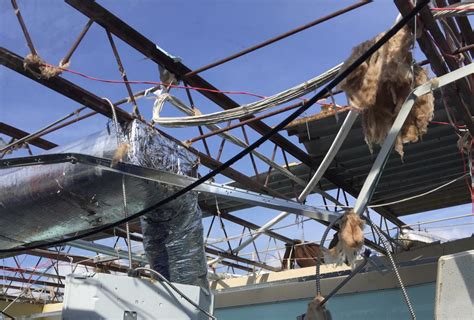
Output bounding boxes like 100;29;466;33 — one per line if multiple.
0;120;208;288
338;26;434;157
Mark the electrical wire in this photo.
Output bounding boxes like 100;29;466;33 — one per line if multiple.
315;216;343;296
42;62;340;127
133;267;216;320
368;174;469;208
103;97;134;269
43;62;266;100
151;64;341;127
365;218;417;320
0;0;430;254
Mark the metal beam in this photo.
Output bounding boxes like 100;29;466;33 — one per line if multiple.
0;47;133;122
214;260;254;273
64;0;358;197
0;284;62;293
1;275;63;288
205;247;279;272
0;266;64;280
0;294;47;303
0;48;286;199
0;152;341;223
68;239;147;265
395;0;474;136
0;122;57;150
200;204;295;245
26;249;128;273
64;0;309;163
298;109;358;201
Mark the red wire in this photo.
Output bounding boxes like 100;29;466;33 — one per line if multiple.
430;120;466;128
45;63;267;100
41;63;335;107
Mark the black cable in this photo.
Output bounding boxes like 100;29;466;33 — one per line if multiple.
0;309;15;320
0;0;429;254
133;267;215;319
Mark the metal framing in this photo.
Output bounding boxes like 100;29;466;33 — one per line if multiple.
0;0;472;305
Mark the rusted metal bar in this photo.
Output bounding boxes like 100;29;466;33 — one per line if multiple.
1;47;284;198
447;0;474;58
217;260;253;273
395;0;474;135
281;148;299;200
0;111;95;152
217;217;235;273
10;0;37;55
418;43;474;65
264;144;278;187
187;101;303;145
61;19;94;66
0;284;62;293
27;249;128;273
205;247;279;272
434;0;469;62
215;126;229;162
217;217;233;254
1;275;64;288
0;266;65;280
0;47;133;122
115;85;159;106
201;203;295;244
184;84;212;156
38;111;97;137
183;0;372;78
248;229;262;263
0;122;57;150
0;294;48;303
240;125;260;181
63;0;404;228
65;0;317;170
106;30;140;116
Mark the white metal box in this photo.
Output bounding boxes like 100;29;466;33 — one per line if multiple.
62;273;213;320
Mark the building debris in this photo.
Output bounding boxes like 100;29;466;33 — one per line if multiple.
324;210;365;266
338;26;434;158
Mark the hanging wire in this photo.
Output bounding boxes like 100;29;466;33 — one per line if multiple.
315;216;343;296
103;98;133;269
133;267;216;319
365;217;417;319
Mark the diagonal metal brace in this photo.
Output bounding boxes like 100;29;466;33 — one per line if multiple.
354;62;474;215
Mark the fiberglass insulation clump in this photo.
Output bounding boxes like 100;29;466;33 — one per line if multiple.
338;26;434;158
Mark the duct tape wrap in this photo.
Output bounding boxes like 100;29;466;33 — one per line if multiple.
0;120;208;288
127;122;208;289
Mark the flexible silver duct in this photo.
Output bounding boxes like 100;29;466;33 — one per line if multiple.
0;120;208;288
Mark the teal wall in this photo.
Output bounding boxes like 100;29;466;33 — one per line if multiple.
215;282;436;320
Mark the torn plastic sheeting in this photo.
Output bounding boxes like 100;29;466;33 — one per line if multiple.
0;120;208;288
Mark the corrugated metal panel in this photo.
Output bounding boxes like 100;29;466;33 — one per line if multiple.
283;101;469;216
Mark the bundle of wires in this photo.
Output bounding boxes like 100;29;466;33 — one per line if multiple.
152;63;342;127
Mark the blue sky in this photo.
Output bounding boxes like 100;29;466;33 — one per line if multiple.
1;1;473;272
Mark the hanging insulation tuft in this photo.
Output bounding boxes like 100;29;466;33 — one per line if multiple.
338;26;434;158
